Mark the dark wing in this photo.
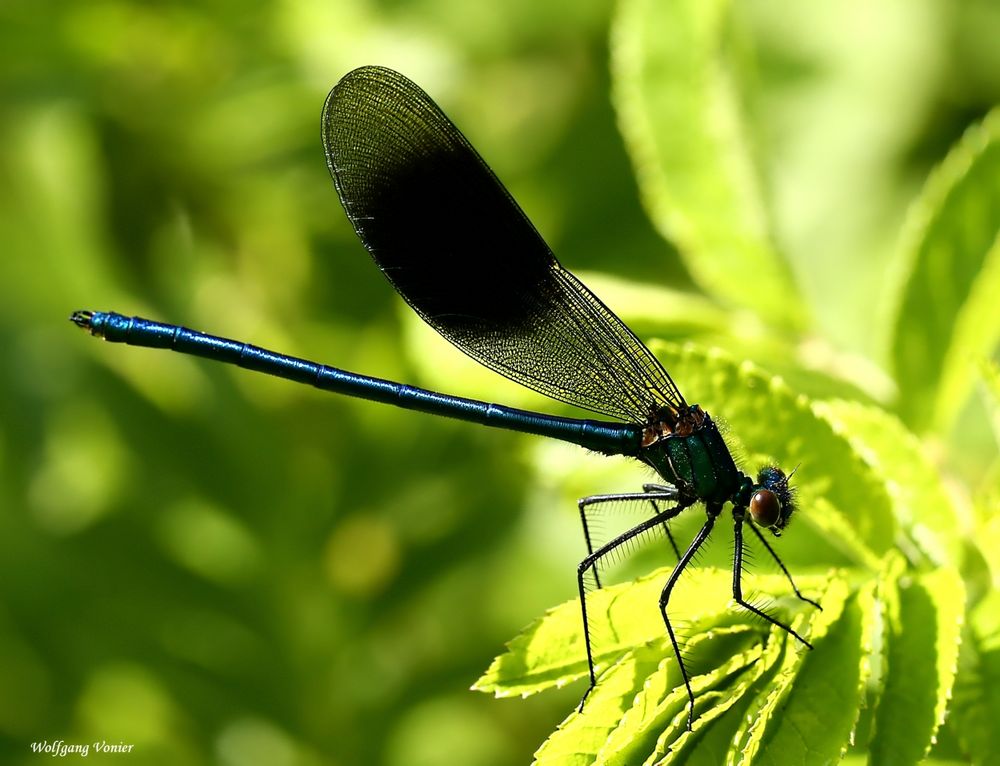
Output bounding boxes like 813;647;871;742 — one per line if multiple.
322;66;685;423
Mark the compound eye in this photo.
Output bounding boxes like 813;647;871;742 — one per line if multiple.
749;489;781;528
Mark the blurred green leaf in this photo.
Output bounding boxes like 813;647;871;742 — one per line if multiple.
812;399;963;567
972;463;1000;588
980;359;1000;402
867;558;964;766
981;359;1000;448
579;272;731;342
888;107;1000;434
950;589;1000;766
612;0;805;329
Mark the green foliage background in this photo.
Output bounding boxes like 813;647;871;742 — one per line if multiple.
0;1;998;764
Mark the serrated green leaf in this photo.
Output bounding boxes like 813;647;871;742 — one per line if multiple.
888;108;1000;434
474;567;722;697
868;563;964;766
532;636;675;766
649;343;895;566
733;575;859;764
532;626;764;766
474;567;823;698
672;631;787;766
728;579;851;758
644;633;779;766
611;0;804;328
863;552;908;749
595;641;763;766
739;578;875;766
812;399;963;567
949;589;1000;765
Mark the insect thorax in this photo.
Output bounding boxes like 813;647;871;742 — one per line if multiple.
639;405;743;505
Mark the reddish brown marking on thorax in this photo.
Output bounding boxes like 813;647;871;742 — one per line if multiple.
640;404;705;447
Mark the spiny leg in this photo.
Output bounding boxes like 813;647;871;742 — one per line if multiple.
733;514;814;648
642;483;681;560
577;499;690;710
658;506;720;731
747;521;821;610
577;486;680;589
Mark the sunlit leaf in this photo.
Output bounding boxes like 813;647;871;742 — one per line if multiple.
981;359;1000;448
596;639;763;766
654;627;785;766
812;399;963;567
531;637;674;766
611;0;805;329
474;567;826;699
737;577;872;766
888;107;1000;434
981;359;1000;406
533;627;763;766
950;589;1000;765
485;568;855;763
972;464;1000;588
867;558;964;766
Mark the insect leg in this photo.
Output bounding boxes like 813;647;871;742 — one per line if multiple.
577;487;679;589
747;521;821;610
732;513;814;646
642;483;681;560
658;505;720;731
577;498;691;710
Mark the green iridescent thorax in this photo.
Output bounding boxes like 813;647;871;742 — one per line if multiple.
639;407;744;505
